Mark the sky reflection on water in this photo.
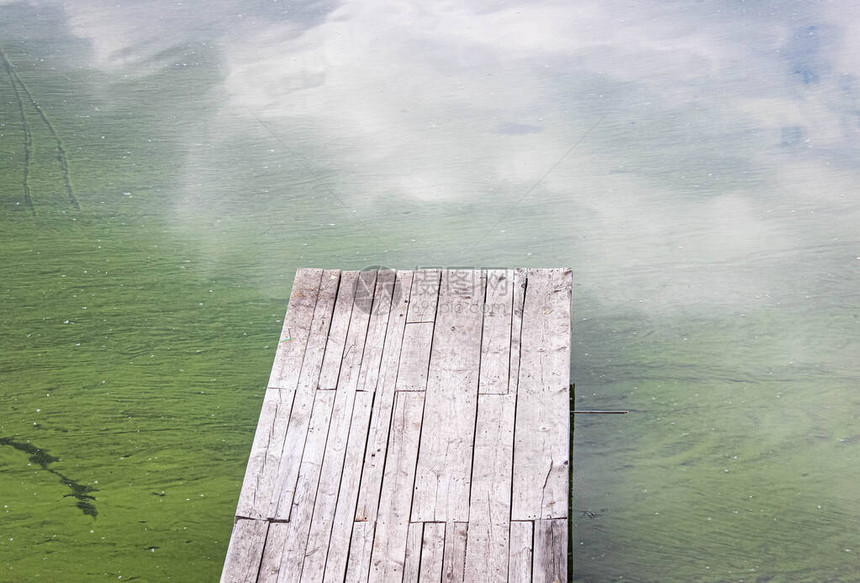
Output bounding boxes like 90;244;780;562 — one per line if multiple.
1;0;858;581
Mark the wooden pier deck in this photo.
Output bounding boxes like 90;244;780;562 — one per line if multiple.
221;268;572;583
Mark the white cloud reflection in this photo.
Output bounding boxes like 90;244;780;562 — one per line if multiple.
40;0;860;309
219;1;857;177
220;0;858;292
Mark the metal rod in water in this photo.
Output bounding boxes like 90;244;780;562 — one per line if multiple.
572;410;628;414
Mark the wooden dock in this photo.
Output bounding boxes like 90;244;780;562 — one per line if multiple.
221;268;572;583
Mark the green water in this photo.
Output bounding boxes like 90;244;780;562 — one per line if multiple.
1;1;859;581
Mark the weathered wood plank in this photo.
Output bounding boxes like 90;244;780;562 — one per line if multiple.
343;522;374;583
356;269;396;392
512;268;571;520
463;522;508;582
509;268;527;395
479;269;514;394
372;271;413;397
400;522;423;583
374;271;414;396
322;391;375;583
257;522;290;583
274;390;336;580
301;388;358;581
533;519;567;583
412;270;485;522
354;272;414;522
463;393;516;582
406;268;440;322
469;393;516;523
237;272;339;520
368;392;425;583
418;522;445;583
336;270;377;392
394;322;433;392
299;269;343;388
269;268;323;390
235;389;295;519
301;270;379;578
508;521;533;583
318;271;359;389
259;270;339;521
225;267;575;583
220;518;268;583
442;521;468;583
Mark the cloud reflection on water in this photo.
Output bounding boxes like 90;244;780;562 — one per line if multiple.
36;0;859;314
3;1;859;581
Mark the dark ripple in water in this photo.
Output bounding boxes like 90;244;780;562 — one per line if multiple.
0;437;98;519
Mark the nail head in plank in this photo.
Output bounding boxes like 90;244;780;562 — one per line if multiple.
220;518;268;583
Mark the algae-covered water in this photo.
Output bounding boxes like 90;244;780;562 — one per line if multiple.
1;1;858;581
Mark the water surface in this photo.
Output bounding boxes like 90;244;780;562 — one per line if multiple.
1;1;858;581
